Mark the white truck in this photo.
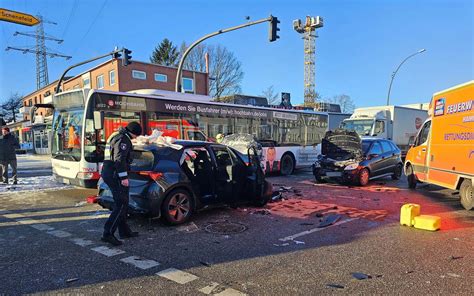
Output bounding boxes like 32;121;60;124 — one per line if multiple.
340;104;429;156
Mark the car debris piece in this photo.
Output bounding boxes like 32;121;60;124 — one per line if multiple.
352;272;372;280
326;284;344;289
66;278;79;283
447;273;461;278
450;255;463;260
252;209;271;215
176;222;200;233
293;240;305;245
318;214;342;228
200;261;212;267
271;192;283;202
74;201;86;207
273;243;290;247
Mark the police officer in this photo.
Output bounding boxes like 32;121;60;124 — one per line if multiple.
101;121;142;246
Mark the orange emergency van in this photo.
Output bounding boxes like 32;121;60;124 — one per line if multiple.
404;81;474;210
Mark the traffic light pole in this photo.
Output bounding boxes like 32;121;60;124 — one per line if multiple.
175;16;274;93
55;48;125;94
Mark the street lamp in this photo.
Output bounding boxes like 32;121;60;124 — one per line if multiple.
386;49;426;105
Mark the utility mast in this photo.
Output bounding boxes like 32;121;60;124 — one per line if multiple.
5;15;71;89
293;16;323;106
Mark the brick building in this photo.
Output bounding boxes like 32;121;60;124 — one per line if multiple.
17;58;209;153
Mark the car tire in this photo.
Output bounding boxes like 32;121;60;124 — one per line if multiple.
358;168;370;186
459;179;473;210
252;181;272;207
392;164;402;180
314;171;325;183
280;154;295;176
161;189;194;225
406;164;417;189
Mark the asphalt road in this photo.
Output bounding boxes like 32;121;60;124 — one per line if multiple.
0;169;473;295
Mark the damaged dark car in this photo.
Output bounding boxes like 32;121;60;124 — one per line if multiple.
98;141;272;225
312;129;403;186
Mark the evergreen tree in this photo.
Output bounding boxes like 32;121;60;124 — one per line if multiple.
150;38;179;67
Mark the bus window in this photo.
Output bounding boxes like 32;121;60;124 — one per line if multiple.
51;109;83;161
103;111;141;140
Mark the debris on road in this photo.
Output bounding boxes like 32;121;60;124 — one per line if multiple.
450;255;463;260
176;222;200;233
66;278;79;283
200;260;212;267
318;214;342;228
352;272;372;280
74;201;86;207
251;209;271;215
273;243;290;247
293;240;305;245
446;273;461;278
326;283;345;289
87;195;98;203
271;192;283;202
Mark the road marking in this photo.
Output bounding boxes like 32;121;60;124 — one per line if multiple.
279;218;358;242
4;213;25;219
91;246;125;257
199;282;221;294
30;223;55;231
16;217;37;225
156;268;199;284
47;230;72;238
215;288;247;296
70;237;94;247
120;256;160;270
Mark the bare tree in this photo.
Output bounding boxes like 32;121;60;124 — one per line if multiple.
180;43;243;99
330;94;355;113
1;93;23;123
261;85;279;105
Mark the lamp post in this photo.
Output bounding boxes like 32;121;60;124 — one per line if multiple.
386;49;426;105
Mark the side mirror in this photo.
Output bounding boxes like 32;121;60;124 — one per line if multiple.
93;111;103;130
408;136;415;148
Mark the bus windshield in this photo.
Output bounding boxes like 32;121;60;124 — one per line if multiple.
341;119;374;136
51;109;83;161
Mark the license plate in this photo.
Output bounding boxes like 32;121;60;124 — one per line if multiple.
326;171;342;177
63;178;70;184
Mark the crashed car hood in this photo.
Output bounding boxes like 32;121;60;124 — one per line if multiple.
321;129;362;160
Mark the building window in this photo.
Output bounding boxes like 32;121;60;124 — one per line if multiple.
154;73;167;82
132;70;146;80
83;77;91;88
109;70;116;85
97;75;104;89
182;78;194;93
29;99;32;106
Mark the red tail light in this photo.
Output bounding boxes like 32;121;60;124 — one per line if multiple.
138;171;163;181
76;171;100;180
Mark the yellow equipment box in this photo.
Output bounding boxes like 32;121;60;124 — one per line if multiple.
400;203;421;226
413;215;441;231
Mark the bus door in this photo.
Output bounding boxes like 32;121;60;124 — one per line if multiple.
411;120;431;181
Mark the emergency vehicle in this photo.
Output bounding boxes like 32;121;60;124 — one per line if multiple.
404;81;474;210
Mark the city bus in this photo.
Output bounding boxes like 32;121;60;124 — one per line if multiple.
47;88;328;188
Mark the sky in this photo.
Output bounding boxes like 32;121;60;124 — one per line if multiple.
0;0;472;108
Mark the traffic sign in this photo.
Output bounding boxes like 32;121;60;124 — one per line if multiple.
0;8;40;26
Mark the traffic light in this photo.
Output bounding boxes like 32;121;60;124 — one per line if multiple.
269;15;280;42
122;48;132;66
113;50;122;59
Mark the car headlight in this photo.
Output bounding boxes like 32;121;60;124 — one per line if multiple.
344;163;359;171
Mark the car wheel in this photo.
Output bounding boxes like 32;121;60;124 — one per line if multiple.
406;164;417;189
280;154;295;176
314;171;325;183
392;164;402;180
161;189;194;225
459;179;473;210
252;181;272;207
358;168;370;186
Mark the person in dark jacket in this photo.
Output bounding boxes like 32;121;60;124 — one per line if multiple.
0;127;20;185
101;122;142;246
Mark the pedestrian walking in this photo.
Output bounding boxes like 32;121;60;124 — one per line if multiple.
0;127;20;185
101;121;142;246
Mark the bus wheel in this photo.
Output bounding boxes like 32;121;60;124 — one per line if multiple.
460;179;473;210
280;154;295;176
